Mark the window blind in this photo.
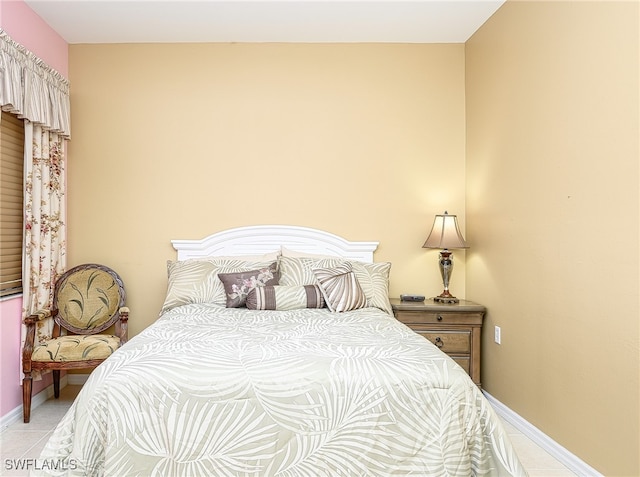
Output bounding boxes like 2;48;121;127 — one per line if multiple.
0;111;24;297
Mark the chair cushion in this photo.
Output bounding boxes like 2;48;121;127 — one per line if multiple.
31;335;120;362
56;268;122;331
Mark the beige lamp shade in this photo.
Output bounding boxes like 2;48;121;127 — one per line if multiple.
423;212;468;250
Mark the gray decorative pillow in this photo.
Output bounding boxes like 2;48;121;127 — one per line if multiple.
218;262;279;308
312;263;366;313
246;285;325;311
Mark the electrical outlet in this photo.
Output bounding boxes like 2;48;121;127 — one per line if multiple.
494;326;501;345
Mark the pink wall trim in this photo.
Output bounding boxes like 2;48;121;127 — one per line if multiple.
0;0;67;418
0;298;24;416
0;0;68;76
0;297;53;416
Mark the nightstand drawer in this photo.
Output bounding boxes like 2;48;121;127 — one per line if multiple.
417;330;471;353
394;311;483;326
451;357;470;374
390;299;485;387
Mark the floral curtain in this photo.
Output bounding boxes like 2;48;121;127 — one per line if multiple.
0;29;70;377
22;123;67;348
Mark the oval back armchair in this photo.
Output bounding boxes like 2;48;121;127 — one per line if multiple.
22;263;129;423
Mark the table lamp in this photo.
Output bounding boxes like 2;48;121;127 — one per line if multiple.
423;211;468;303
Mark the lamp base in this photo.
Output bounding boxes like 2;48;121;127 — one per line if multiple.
433;295;460;304
433;290;459;304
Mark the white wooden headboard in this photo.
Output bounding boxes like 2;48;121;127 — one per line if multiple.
172;225;379;263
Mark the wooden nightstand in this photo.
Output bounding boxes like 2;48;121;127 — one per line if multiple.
390;298;486;387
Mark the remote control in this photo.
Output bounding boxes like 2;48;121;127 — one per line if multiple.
400;294;425;302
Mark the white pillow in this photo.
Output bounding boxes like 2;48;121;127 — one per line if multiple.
349;260;393;316
161;258;278;313
278;256;392;315
280;246;340;259
278;256;343;286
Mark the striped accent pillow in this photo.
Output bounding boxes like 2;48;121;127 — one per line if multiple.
312;263;366;313
246;285;325;311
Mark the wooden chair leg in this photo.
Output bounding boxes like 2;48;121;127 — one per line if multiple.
23;375;32;423
53;370;61;398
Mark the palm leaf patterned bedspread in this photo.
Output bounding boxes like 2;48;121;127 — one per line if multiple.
35;305;527;476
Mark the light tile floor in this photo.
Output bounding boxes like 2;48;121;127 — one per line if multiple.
1;385;578;476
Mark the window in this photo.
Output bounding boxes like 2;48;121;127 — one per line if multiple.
0;111;24;297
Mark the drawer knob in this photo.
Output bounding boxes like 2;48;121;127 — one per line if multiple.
437;315;443;321
434;337;444;348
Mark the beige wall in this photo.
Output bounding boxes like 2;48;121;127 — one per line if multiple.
466;1;639;475
67;43;467;337
68;9;639;473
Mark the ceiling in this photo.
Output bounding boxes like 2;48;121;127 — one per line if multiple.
24;1;506;44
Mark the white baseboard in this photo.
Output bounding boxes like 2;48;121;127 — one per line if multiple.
483;391;603;477
0;375;69;432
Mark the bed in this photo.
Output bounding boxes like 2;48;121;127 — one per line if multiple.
34;225;527;476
